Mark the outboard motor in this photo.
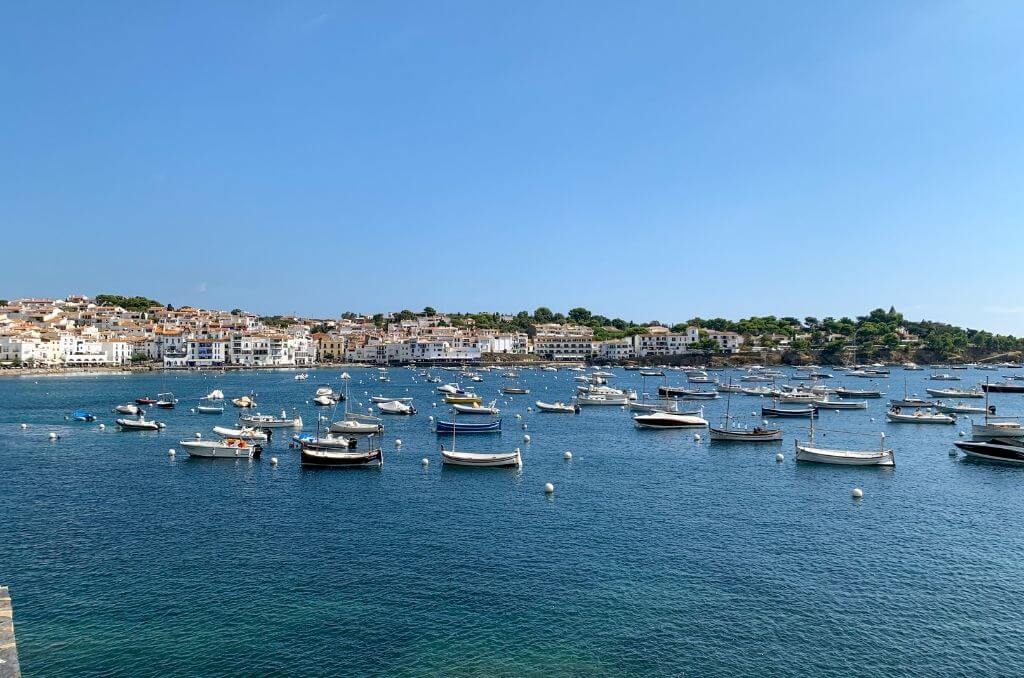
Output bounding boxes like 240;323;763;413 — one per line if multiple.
252;444;263;459
989;405;997;415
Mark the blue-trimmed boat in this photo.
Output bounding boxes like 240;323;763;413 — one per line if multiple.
434;419;502;434
72;410;97;422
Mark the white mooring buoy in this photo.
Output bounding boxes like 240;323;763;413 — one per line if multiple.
168;448;176;456
195;432;202;439
271;457;279;466
421;458;429;466
544;482;555;495
852;487;864;499
775;453;784;462
524;434;531;443
20;423;28;429
693;433;701;441
99;423;105;430
48;432;58;440
395;439;402;447
564;451;573;460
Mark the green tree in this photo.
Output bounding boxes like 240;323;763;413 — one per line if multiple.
533;307;554;323
423;306;437;316
568;307;593;325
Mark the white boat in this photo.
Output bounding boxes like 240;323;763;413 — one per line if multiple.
238;410;303;428
294;373;309;381
370;395;413;404
954;437;1024;464
633;411;708;429
930;373;961;381
936;402;986;414
180;438;262;459
293;432;354;449
778;391;822;403
203;390;225;400
440;447;522;468
232;395;256;408
576;393;630;406
535;400;580;413
114;403;140;415
795;440;894;466
453;401;501;415
813;397;868;410
313;395;335;406
329;413;384;435
971;419;1024;439
314;386;335;398
436;383;462;394
377;400;416;415
925;387;984;398
197;405;224;414
213;426;269;441
708;425;782;441
886;408;955;424
902;362;923;371
116;415;165;431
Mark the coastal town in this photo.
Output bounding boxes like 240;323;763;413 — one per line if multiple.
0;294;1017;370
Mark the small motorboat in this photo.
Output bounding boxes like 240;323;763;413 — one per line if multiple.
926;387;984;398
453;401;501;415
434;419;502;434
313;395;335;406
835;387;882;398
377;400;416;415
155;392;177;409
72;410;97;422
502;387;530;395
180;438;262;459
116;415;166;431
640;370;664;377
440;446;522;468
213;426;268;441
329;414;384;435
238;410;303;428
954;437;1024;464
436;383;462;394
885;408;955;424
633;411;709;429
658;385;718;399
203;390;225;400
813;397;868;410
135;396;157;405
294;373;309;381
232;395;257;408
889;397;935;408
294;432;354;450
795;440;894;466
929;373;961;381
197;405;224;414
301;435;383;467
935;401;986;414
370;396;413;404
114;403;140;416
535;400;580;413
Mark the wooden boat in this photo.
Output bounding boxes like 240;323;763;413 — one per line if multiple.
238;411;303;428
443;393;483;405
954;437;1024;464
440;446;521;468
709;425;782;442
502;387;530;395
180;438;262;459
885;408;955;424
301;443;383;467
795;440;894;466
434;419;502;434
762;404;818;418
377;400;416;415
116;416;165;431
329;413;384;435
633;411;708;429
835;387;882;398
535;400;580;413
213;425;268;441
813;397;867;410
197;405;224;414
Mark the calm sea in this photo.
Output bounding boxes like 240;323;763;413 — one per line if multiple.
1;366;1022;676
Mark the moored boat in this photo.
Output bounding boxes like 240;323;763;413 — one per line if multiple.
213;425;268;441
72;410;97;422
180;438;262;459
196;405;224;414
238;410;303;428
885;408;955;424
377;400;416;415
633;411;708;429
116;415;166;431
440;447;521;468
434;419;502;434
954;437;1024;464
114;403;140;416
535;400;580;413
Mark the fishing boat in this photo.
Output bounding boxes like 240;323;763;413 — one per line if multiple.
294;432;354;450
232;395;257;408
709;386;781;441
213;426;268;441
196;405;224;414
762;404;818;418
930;373;961;381
885;407;955;424
135;396;157;405
925;387;984;398
716;382;744;393
778;391;822;404
203;390;225;400
155;392;177;409
813;397;868;410
443;393;483;405
954;437;1024;464
835;387;882;398
794;421;893;466
440;447;521;468
180;438;262;459
238;410;303;428
633;411;708;429
502;387;530;395
377;400;416;415
453;401;501;415
116;415;166;431
535;400;580;413
114;403;140;415
370;395;413;404
301;437;383;467
576;392;630;406
330;414;385;435
434;419;502;434
72;410;97;422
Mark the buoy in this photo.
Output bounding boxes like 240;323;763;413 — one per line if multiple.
515;414;522;420
524;434;531;443
693;433;701;441
564;451;573;460
522;423;528;430
195;432;202;438
271;457;279;465
63;416;69;421
168;448;176;456
421;458;429;466
190;408;195;414
870;417;875;422
544;482;555;494
428;415;434;422
852;487;864;499
20;423;28;429
49;432;58;440
958;430;965;437
432;402;437;407
527;407;533;412
98;423;105;430
751;411;757;416
395;439;402;447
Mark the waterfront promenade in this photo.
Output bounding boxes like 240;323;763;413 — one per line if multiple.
0;586;19;678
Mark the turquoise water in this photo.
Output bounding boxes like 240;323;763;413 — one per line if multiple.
2;367;1023;676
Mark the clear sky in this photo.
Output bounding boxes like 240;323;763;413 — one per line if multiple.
2;1;1024;331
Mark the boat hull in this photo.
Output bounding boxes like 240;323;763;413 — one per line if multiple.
708;427;782;442
301;447;383;467
440;450;521;468
795;443;894;466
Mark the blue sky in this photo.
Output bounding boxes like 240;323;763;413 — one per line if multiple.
2;1;1024;331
